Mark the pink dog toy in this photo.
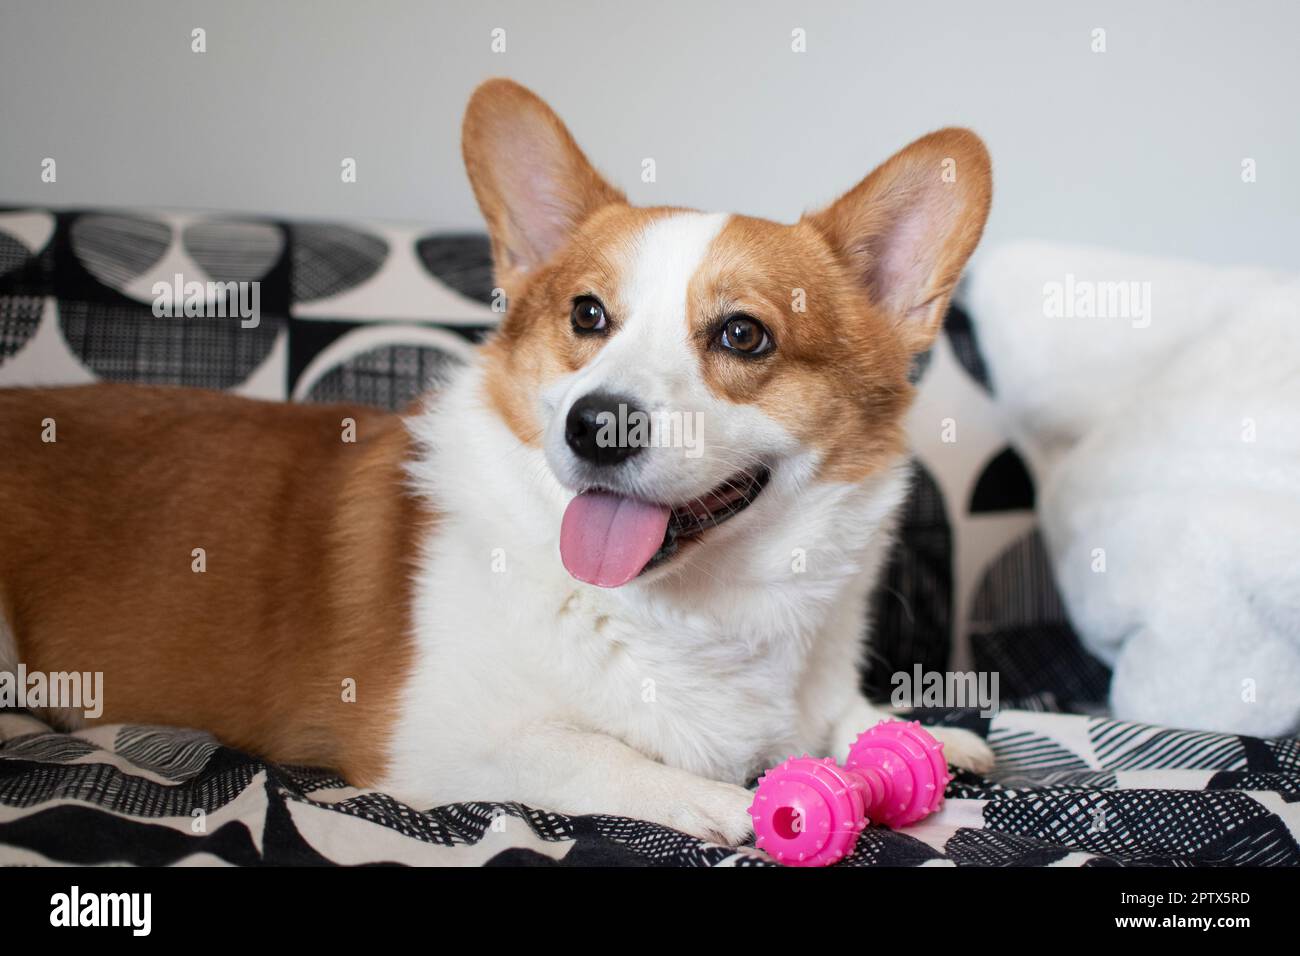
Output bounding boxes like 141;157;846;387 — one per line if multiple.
747;720;950;866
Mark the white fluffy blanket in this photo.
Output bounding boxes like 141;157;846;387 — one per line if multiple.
964;240;1300;736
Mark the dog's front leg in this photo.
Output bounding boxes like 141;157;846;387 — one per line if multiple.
799;584;995;775
497;723;755;845
828;696;995;774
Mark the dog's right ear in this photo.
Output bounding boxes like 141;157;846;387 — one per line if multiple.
462;79;625;287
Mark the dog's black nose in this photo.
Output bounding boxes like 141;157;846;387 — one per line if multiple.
565;392;647;466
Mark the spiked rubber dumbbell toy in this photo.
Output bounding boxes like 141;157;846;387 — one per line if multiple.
747;720;951;866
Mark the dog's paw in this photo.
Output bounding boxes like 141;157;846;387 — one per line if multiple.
930;726;995;775
660;779;755;846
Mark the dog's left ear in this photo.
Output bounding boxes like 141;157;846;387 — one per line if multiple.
807;128;991;352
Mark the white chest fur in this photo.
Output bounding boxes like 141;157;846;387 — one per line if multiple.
382;364;909;803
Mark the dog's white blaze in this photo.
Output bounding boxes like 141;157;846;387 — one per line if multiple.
542;211;798;506
564;212;728;406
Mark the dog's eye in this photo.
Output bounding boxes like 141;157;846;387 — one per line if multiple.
571;296;608;334
718;315;772;356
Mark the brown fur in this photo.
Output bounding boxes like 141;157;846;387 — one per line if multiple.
0;385;429;785
686;215;916;482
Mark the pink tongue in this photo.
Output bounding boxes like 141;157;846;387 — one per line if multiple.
560;491;672;588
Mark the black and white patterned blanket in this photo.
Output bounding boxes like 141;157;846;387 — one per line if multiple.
2;706;1296;866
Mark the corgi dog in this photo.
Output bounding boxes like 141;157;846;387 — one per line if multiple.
0;79;992;845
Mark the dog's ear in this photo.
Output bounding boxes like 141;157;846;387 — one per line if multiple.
462;79;625;287
806;128;991;353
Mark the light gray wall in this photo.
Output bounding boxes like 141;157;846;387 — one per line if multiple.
2;0;1296;269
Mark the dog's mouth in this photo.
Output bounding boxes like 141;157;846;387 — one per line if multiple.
559;466;771;588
